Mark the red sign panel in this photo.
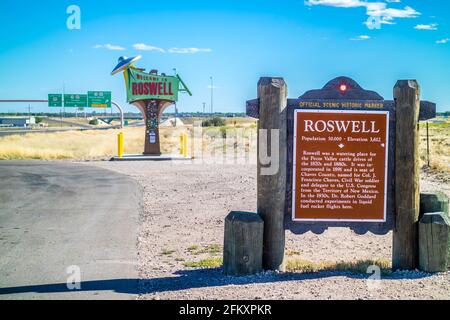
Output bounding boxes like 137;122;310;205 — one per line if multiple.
292;110;389;222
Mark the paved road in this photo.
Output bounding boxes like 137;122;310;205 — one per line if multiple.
0;161;141;299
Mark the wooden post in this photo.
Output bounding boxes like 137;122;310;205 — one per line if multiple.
223;211;264;275
419;212;450;272
257;77;287;271
393;80;421;270
420;192;449;219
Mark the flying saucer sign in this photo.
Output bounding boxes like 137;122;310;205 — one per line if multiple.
126;69;180;102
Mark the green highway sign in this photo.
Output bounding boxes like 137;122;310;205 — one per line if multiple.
48;94;62;107
88;91;111;108
64;94;87;108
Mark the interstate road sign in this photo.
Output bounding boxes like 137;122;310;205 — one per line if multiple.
88;91;111;108
48;94;62;107
64;94;87;108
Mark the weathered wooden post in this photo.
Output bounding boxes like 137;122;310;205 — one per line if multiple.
257;77;287;271
223;211;264;275
420;192;449;219
393;80;421;270
419;212;450;272
419;192;450;272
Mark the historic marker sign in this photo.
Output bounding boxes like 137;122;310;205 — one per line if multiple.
246;76;437;233
245;76;437;271
88;91;111;108
292;109;389;222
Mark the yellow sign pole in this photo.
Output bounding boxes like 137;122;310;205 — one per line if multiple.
179;133;189;157
183;133;188;158
179;133;184;156
118;132;124;158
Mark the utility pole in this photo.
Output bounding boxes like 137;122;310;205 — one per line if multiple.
203;102;206;115
173;68;178;126
63;82;66;118
210;76;214;115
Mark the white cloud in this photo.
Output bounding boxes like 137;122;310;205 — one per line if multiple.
305;0;420;28
436;38;449;44
93;44;126;51
133;43;165;52
350;35;370;41
414;23;438;31
168;47;212;54
305;0;365;8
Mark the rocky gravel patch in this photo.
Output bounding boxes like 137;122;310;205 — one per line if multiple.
90;161;450;300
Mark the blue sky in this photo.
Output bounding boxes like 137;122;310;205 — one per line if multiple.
0;0;449;113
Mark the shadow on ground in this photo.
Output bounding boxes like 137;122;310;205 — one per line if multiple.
0;268;433;296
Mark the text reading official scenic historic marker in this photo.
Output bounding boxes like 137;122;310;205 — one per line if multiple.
293;110;389;222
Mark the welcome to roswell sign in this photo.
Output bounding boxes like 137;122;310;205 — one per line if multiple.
125;68;180;103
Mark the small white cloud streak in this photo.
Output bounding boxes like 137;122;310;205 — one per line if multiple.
414;24;438;31
133;43;165;52
436;38;449;44
93;44;126;51
350;35;371;41
168;47;212;54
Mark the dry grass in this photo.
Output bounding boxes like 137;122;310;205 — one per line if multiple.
419;119;450;173
0;127;141;160
183;257;223;268
0;116;447;174
0;117;258;161
285;257;391;274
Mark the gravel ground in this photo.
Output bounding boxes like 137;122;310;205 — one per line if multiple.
90;160;450;300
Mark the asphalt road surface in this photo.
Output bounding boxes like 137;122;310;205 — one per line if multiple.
0;161;141;299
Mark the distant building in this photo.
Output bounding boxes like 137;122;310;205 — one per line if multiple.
0;116;35;128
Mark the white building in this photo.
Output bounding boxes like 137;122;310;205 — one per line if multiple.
0;117;36;127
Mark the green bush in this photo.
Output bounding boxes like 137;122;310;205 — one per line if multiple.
202;116;226;127
89;119;99;125
35;117;43;124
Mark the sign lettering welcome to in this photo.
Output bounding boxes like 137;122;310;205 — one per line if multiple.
126;69;180;103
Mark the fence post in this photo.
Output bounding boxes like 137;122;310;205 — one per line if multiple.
257;77;287;271
419;192;450;272
223;211;264;275
393;80;421;270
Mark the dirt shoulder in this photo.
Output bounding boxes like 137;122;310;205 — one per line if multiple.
89;161;450;300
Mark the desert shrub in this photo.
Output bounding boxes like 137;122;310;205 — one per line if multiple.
202;116;226;127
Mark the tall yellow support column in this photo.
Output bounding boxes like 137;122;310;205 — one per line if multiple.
118;132;124;158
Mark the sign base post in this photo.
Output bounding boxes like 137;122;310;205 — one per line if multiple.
132;99;173;156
